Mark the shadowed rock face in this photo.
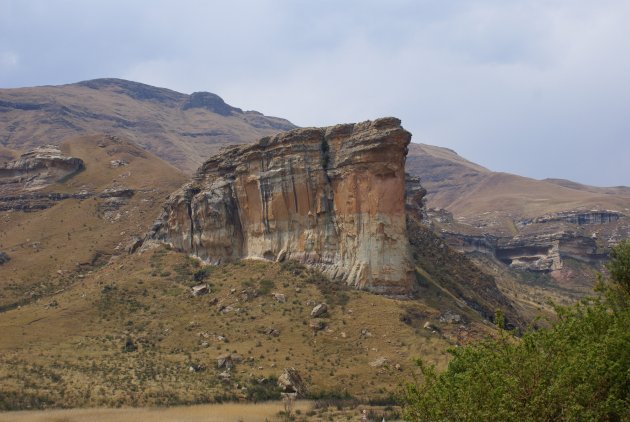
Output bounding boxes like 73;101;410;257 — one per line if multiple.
149;117;415;295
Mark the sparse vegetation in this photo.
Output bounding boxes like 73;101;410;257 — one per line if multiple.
0;246;472;410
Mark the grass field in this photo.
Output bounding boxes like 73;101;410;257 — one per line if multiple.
0;245;492;410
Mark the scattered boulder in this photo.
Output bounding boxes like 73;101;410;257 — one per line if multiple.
310;303;328;318
219;305;235;314
309;319;326;332
216;353;242;369
369;357;388;368
110;159;128;168
240;288;258;301
360;328;373;338
191;284;209;296
0;251;10;265
278;368;306;397
263;327;281;337
440;310;464;324
273;293;287;303
188;363;205;373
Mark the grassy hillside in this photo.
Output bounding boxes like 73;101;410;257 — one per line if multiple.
0;246;494;410
0;79;295;173
406;143;630;233
0;135;186;309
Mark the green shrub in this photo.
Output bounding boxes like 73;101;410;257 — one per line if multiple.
402;239;630;421
246;377;281;402
258;279;275;295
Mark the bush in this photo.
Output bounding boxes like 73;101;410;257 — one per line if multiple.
258;279;275;295
401;239;630;421
246;377;281;402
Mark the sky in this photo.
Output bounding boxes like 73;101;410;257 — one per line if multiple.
1;0;629;186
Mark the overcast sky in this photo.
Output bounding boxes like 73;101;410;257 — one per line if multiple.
1;0;629;186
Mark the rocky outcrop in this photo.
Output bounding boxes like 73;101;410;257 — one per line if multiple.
441;228;616;272
181;92;243;116
148;118;415;295
518;210;623;227
0;145;89;211
0;145;84;192
0;184;134;213
278;368;306;397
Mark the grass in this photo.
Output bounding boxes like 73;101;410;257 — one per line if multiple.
0;246;491;410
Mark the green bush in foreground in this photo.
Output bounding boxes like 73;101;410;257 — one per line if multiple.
402;240;630;422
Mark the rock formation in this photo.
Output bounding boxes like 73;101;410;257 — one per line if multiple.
148;118;415;295
0;145;84;192
437;208;627;273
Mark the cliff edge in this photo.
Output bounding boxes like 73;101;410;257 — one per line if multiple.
148;117;415;295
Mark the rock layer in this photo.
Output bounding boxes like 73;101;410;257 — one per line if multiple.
149;118;415;295
0;145;84;192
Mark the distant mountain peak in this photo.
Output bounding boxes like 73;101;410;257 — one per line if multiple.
181;91;242;116
75;78;185;105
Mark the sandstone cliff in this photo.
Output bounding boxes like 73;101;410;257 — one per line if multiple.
148;118;415;295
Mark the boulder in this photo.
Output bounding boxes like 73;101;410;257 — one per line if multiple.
278;368;306;397
191;284;209;296
440;310;464;324
217;353;242;369
309;319;325;331
310;303;328;318
0;252;9;265
273;293;287;303
369;357;388;368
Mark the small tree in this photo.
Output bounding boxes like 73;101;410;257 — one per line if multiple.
607;238;630;295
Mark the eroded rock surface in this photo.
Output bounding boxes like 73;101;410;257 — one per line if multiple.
0;145;84;192
149;118;415;295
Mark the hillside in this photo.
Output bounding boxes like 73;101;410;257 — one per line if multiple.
406;142;630;307
0;125;516;411
0;79;295;173
407;143;630;226
0;246;496;409
0;135;187;310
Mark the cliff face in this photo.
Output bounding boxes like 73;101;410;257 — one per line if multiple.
0;145;84;191
149;118;415;295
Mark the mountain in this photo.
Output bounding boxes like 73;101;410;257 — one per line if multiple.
0;78;295;173
406;142;630;306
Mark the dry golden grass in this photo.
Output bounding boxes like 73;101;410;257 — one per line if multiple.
0;135;186;308
0;245;492;410
0;401;315;422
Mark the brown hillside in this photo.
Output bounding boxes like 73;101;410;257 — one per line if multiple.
406;142;630;234
0;134;187;310
0;79;295;173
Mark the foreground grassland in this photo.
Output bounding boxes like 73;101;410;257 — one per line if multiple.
0;246;491;410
